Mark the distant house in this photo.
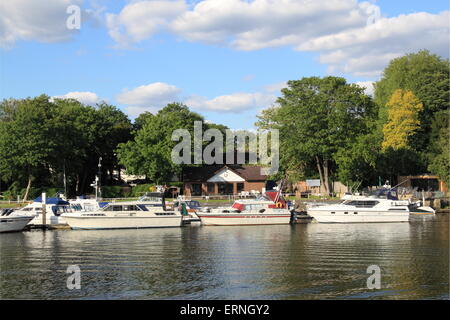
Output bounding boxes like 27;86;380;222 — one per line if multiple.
398;174;448;192
182;165;267;196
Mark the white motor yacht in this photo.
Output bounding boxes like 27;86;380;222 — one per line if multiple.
62;193;182;230
13;197;71;227
196;191;292;226
306;188;435;223
0;209;36;233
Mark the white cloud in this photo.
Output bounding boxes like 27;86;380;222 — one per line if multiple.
106;0;187;48
354;81;374;96
52;91;102;105
116;81;280;116
0;0;83;48
185;92;276;112
171;0;370;50
298;11;450;77
104;1;449;78
116;82;182;116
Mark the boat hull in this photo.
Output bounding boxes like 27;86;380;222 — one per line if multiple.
197;213;291;226
307;209;410;223
0;216;34;233
28;214;67;227
63;215;182;230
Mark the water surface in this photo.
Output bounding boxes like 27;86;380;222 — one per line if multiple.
0;215;448;299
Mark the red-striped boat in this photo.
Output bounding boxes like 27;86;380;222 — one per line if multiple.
196;191;292;226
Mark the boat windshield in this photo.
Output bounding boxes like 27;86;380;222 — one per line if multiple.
368;188;398;200
256;194;271;201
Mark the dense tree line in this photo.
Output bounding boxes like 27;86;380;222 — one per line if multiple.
0;50;448;199
0;95;131;199
257;50;449;192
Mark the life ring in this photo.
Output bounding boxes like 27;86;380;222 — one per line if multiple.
276;202;283;208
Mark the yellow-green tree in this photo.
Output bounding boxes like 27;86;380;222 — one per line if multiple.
382;89;424;151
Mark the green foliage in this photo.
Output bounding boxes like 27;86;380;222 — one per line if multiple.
374;50;450;150
117;103;206;184
257;76;376;192
0;96;132;197
382;89;424;151
101;186;131;198
130;184;154;197
428;110;450;187
335;133;381;186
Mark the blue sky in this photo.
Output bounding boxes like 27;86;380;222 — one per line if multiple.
1;0;449;129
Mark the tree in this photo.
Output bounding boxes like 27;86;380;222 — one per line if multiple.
335;132;381;188
428;109;450;187
117;103;205;184
374;50;450;151
256;76;377;195
381;89;423;151
0;95;58;200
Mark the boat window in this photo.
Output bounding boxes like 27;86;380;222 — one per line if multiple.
71;204;83;211
344;200;379;208
137;204;148;211
154;212;175;216
22;208;33;211
112;205;123;211
122;205;138;211
245;204;263;211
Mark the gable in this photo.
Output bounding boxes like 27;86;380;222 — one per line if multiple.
207;168;245;182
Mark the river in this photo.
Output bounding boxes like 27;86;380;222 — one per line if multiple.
0;215;448;299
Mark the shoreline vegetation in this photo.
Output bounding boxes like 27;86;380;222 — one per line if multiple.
0;50;449;201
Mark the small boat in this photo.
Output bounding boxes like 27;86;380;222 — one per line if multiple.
306;188;435;223
61;192;183;230
196;191;292;226
0;209;36;233
13;197;71;228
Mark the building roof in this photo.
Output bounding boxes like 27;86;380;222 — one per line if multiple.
182;165;267;182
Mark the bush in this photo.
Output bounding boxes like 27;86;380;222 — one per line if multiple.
102;186;132;198
130;184;154;197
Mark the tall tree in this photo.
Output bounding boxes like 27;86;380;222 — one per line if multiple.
117;103;205;184
381;89;424;151
256;76;376;195
374;50;450;151
0;95;57;200
428;109;450;188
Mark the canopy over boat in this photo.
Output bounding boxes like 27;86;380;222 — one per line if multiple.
33;197;69;205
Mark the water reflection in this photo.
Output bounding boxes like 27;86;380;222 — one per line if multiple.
0;215;448;299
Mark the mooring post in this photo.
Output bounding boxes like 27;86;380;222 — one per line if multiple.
42;192;46;230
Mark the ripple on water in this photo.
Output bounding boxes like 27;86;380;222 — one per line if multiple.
0;217;448;299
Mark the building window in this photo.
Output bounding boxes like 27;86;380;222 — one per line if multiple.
411;178;439;191
218;183;233;195
191;183;202;196
237;183;244;193
207;183;215;193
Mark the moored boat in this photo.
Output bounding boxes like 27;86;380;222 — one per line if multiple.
13;197;71;228
0;209;36;233
196;191;292;226
62;192;182;230
306;188;435;223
